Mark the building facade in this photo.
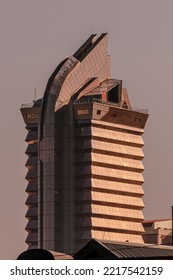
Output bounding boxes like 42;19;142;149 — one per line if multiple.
143;219;172;245
21;33;148;255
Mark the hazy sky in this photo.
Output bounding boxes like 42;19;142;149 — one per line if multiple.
1;0;173;259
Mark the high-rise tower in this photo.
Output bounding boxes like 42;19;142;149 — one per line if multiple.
21;33;148;255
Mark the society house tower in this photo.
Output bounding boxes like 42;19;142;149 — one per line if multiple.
21;33;148;255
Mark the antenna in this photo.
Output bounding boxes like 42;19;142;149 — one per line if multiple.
33;88;37;103
90;24;93;35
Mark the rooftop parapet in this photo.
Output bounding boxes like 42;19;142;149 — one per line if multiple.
21;103;33;109
74;98;148;114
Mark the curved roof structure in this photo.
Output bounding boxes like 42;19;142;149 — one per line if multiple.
40;33;110;123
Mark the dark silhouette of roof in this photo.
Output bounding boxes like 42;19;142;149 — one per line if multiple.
17;249;55;260
74;239;173;259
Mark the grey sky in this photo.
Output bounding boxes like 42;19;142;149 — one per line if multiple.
0;0;173;259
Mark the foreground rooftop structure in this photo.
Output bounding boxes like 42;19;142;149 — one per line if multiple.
21;33;148;255
74;239;173;259
143;219;172;245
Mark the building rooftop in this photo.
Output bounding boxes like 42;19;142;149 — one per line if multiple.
143;219;172;229
74;239;173;259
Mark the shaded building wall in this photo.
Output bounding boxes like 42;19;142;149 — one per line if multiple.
21;103;40;248
143;220;172;245
143;228;172;245
54;104;76;254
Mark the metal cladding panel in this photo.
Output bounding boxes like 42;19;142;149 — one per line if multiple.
26;232;38;243
25;143;38;155
76;191;144;209
73;34;98;60
92;119;145;135
76;152;144;172
20;107;39;124
76;178;144;196
25;130;38;142
76;139;144;159
25;220;38;231
25;193;38;205
77;125;144;146
25;168;38;180
100;106;148;129
26;181;37;193
54;34;110;111
76;217;144;234
25;207;37;218
93;142;144;159
76;165;144;184
25;156;37;167
91;126;144;146
75;78;100;100
76;205;144;221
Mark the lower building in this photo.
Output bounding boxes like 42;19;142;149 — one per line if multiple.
143;219;172;245
74;239;173;259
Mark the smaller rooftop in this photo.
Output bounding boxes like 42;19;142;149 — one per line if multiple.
74;239;173;259
143;219;172;229
21;98;42;109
